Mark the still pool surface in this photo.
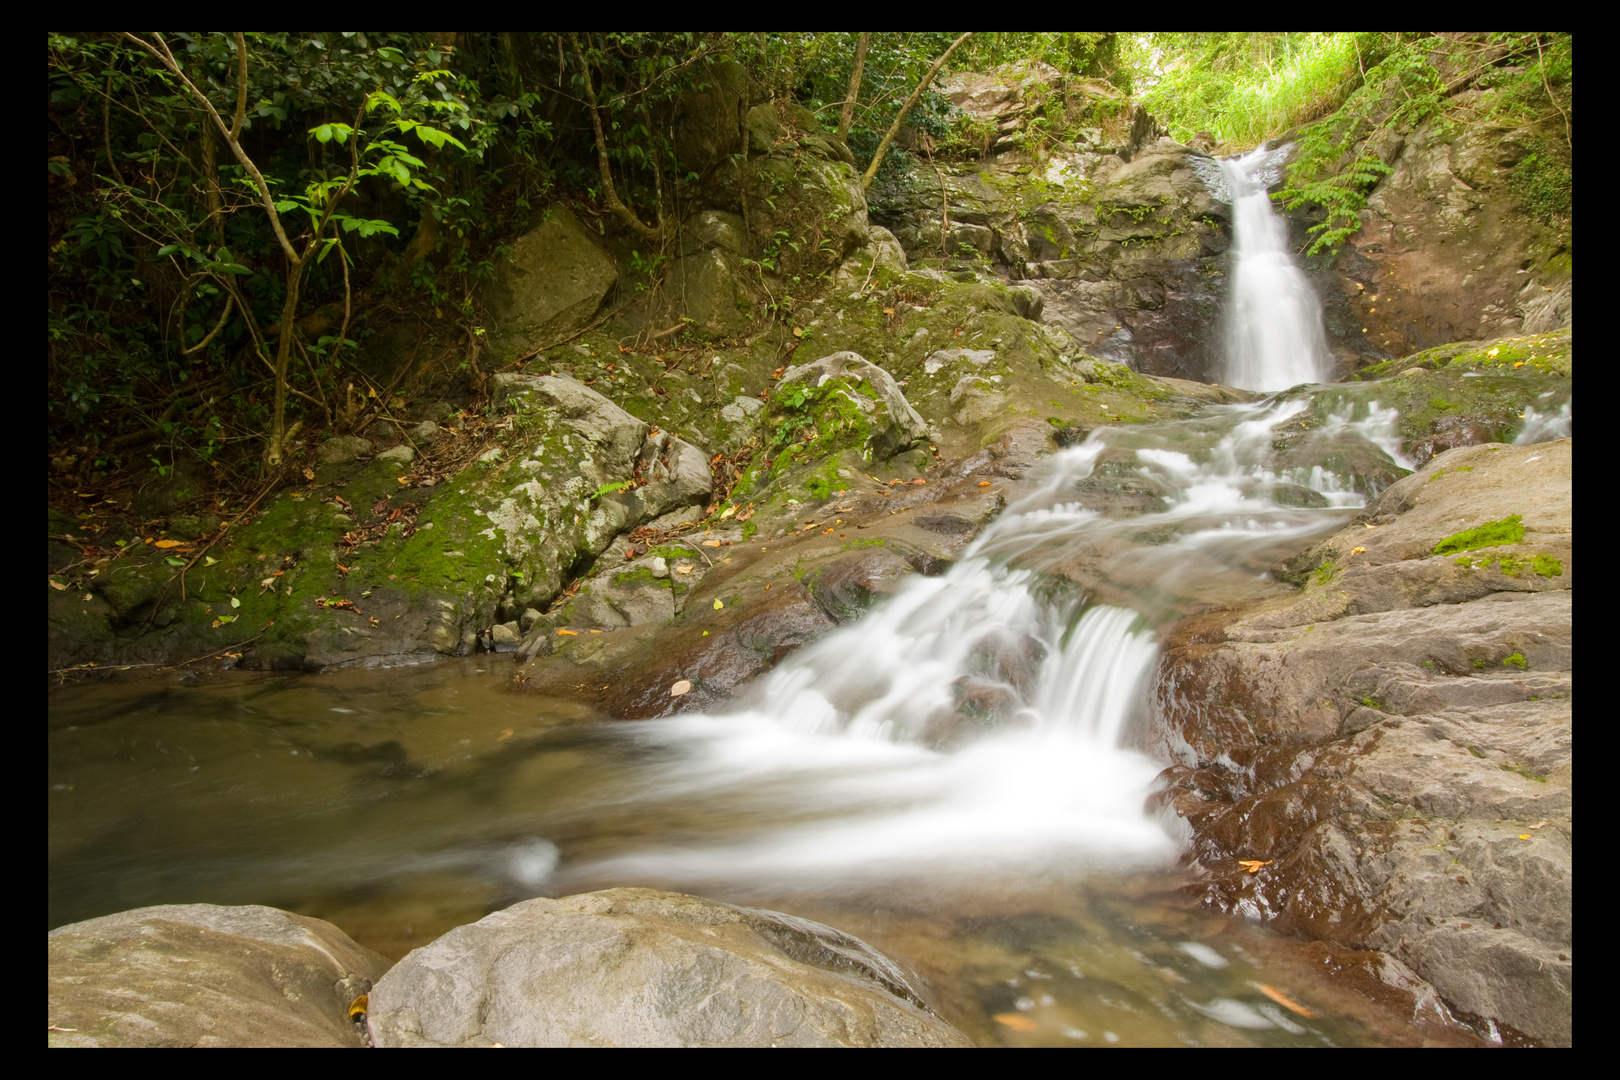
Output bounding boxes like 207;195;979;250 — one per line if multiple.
50;660;1481;1046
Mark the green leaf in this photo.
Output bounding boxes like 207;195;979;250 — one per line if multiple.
366;90;402;115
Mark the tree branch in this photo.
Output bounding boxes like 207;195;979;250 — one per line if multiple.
836;33;870;145
860;32;973;192
569;33;665;243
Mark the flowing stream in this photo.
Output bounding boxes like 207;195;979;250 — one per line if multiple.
51;148;1493;1045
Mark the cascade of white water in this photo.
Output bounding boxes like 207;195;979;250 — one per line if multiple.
1219;146;1333;391
551;402;1389;897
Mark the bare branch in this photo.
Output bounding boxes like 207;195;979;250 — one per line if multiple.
860;32;973;192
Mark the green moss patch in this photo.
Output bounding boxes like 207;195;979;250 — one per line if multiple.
1433;515;1525;556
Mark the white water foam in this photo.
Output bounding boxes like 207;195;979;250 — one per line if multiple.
1219;146;1333;391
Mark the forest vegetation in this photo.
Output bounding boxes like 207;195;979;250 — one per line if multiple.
47;32;1571;506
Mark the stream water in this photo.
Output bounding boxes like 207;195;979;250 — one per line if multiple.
48;147;1507;1046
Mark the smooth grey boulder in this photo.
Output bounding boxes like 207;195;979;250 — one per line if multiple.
485;204;618;358
48;904;391;1048
366;888;972;1047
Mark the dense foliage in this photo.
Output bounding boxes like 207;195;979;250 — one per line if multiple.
47;31;1572;493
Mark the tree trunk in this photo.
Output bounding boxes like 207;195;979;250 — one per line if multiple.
860;33;973;192
836;33;870;144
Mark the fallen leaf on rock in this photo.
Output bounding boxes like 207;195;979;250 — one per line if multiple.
1238;859;1272;873
713;598;724;610
676;565;694;574
993;1013;1038;1032
702;539;722;547
670;679;692;697
498;729;514;741
49;579;67;591
153;539;187;549
1529;820;1550;830
979;481;992;487
556;628;579;636
1350;546;1366;555
911;478;926;485
1253;982;1317;1018
720;505;737;519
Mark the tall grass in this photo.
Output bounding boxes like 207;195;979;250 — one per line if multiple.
1144;33;1370;150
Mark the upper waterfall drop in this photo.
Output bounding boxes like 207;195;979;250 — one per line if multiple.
1216;144;1333;391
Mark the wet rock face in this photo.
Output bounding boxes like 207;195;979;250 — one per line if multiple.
1329;112;1571;361
48;904;391;1047
366;888;972;1047
1149;440;1572;1046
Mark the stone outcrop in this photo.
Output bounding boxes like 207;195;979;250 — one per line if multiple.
484;205;620;360
1149;439;1572;1046
366;888;972;1047
1330;108;1571;359
48;904;391;1047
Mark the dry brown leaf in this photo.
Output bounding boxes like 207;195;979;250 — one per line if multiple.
993;1013;1038;1032
702;539;722;547
1253;982;1318;1018
670;679;693;697
497;728;514;741
49;579;67;591
153;539;187;549
675;565;694;574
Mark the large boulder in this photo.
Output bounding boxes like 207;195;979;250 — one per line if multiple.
1150;440;1573;1045
48;904;391;1047
484;205;619;359
366;888;972;1047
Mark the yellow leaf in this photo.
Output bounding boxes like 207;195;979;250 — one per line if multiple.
49;579;68;591
497;728;513;741
670;679;692;697
1350;546;1366;555
1520;834;1531;840
993;1013;1038;1032
1488;347;1500;357
719;505;737;519
978;480;992;487
713;599;724;610
1253;983;1317;1018
556;628;579;636
702;539;722;547
792;327;804;337
1238;859;1272;873
153;539;187;549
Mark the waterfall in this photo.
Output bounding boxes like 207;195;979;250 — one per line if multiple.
549;402;1390;900
1218;145;1333;391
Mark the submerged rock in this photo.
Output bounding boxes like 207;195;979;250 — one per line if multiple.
48;904;390;1047
366;888;972;1047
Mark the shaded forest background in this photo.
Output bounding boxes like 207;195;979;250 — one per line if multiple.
47;32;1571;503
